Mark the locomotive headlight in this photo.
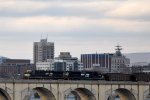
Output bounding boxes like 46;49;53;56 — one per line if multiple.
85;74;89;77
24;74;30;77
45;73;49;75
81;74;85;76
49;73;53;76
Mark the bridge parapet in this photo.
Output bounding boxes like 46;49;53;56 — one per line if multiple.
0;79;150;85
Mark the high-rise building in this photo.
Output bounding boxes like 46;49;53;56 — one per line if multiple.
33;38;54;64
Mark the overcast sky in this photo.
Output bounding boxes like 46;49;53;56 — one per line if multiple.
0;0;150;59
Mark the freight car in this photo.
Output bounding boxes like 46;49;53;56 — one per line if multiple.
103;73;131;81
103;73;150;82
131;73;150;82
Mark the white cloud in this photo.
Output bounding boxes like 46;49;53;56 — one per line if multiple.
0;1;50;13
0;16;87;34
99;18;150;33
0;0;149;20
0;1;120;18
0;15;150;36
105;1;150;20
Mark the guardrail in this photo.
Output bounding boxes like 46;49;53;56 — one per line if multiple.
0;79;150;85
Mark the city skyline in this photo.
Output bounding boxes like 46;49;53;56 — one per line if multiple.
0;0;150;59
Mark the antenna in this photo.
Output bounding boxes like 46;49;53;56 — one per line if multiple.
115;44;122;51
115;46;122;51
115;44;123;56
47;34;48;40
41;34;43;39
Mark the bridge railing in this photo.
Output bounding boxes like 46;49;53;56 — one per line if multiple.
0;79;149;85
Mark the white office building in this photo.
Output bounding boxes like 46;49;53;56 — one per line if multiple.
36;59;54;71
78;61;84;71
36;52;82;71
111;45;130;73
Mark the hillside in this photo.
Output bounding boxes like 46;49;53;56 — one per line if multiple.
125;52;150;65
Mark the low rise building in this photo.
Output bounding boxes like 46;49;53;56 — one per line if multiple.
54;52;78;71
78;61;84;71
0;58;35;78
0;57;7;64
81;46;130;73
131;64;150;73
59;52;72;58
36;52;82;71
36;59;54;71
81;53;113;72
111;45;130;73
2;59;30;66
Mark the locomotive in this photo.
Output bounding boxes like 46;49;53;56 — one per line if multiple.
23;70;104;80
23;70;150;82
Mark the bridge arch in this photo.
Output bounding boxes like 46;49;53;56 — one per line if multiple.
22;87;56;100
0;88;11;100
107;88;136;100
144;89;150;100
64;88;96;100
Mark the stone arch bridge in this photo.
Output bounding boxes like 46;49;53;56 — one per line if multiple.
0;79;150;100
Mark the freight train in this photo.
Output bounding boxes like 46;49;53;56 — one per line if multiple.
24;70;104;80
23;70;150;82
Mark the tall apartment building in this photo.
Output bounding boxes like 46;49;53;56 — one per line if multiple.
33;38;54;64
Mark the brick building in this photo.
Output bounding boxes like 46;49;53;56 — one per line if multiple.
0;59;35;78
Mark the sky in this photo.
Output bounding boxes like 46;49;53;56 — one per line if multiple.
0;0;150;60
